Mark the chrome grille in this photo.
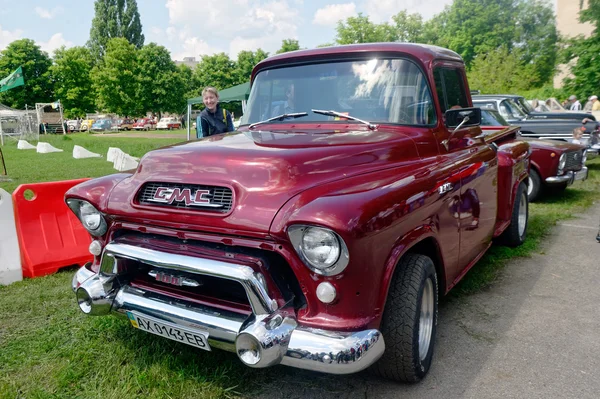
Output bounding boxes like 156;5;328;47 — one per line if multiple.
564;150;583;171
137;182;233;212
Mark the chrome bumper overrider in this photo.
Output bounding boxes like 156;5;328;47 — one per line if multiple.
545;166;588;185
72;243;384;374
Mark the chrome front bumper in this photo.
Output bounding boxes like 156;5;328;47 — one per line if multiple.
72;243;384;375
545;166;588;185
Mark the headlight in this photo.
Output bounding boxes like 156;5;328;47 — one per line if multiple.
582;150;587;164
558;153;566;173
288;225;349;276
66;199;108;237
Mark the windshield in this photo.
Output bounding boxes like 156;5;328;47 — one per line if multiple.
498;99;527;120
241;58;436;126
515;97;534;113
480;109;509;126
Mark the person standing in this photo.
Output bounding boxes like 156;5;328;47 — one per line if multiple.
591;95;600;111
196;87;234;138
569;95;582;111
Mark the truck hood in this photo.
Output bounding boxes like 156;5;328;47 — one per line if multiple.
106;128;418;235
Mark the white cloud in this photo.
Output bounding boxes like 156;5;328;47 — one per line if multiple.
0;25;23;51
313;3;357;26
165;0;300;57
35;6;63;19
38;33;73;55
363;0;453;22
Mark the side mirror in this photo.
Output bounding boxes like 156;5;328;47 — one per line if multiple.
445;107;481;129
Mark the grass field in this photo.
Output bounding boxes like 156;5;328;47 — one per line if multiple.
1;133;599;398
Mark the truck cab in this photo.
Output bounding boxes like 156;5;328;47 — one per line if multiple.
67;43;529;382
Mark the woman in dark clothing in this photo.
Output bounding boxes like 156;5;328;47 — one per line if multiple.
196;87;234;138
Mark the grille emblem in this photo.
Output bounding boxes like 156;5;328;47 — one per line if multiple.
148;187;223;208
148;270;201;287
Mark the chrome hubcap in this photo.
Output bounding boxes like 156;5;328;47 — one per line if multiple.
518;191;527;237
527;177;533;196
419;278;434;361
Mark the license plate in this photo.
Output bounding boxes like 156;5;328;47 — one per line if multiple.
126;311;211;351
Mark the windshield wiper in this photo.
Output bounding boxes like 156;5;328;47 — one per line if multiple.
312;109;377;130
248;112;308;129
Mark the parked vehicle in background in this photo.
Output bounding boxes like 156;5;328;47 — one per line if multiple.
114;118;134;131
90;119;112;132
156;117;182;130
474;98;585;141
79;119;95;131
132;118;155;131
67;43;530;383
66;119;80;132
480;108;588;201
474;94;595;121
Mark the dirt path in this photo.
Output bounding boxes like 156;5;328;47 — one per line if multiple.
254;203;600;399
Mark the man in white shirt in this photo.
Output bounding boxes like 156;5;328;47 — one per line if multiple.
569;95;582;111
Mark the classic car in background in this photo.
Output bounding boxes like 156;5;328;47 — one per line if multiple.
79;119;95;131
90;119;113;132
474;94;595;121
480;108;588;201
114;118;134;131
66;119;80;132
132;118;155;131
156;117;182;130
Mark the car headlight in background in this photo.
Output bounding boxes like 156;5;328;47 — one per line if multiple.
558;153;566;173
66;199;108;237
287;225;349;276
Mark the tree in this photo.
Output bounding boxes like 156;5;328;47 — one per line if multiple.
0;39;53;109
276;39;300;54
92;38;141;116
467;47;539;94
234;49;269;83
177;64;196;100
391;11;425;43
562;0;600;98
50;46;96;118
193;53;236;91
335;13;397;44
137;43;185;116
88;0;144;60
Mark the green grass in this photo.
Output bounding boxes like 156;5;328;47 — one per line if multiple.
0;133;599;397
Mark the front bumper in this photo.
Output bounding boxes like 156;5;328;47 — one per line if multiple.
72;243;384;374
545;166;588;186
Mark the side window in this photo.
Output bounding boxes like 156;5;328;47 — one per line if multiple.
434;67;469;113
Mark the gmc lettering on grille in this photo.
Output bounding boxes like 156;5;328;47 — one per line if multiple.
148;187;223;208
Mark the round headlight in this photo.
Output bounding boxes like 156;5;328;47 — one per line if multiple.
287;225;350;276
66;199;108;237
558;153;566;171
301;227;340;269
582;150;587;164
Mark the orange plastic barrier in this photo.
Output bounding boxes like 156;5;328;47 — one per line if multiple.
12;179;93;278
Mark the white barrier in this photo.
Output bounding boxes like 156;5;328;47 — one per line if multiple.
37;142;63;153
17;140;36;150
0;188;22;285
73;145;102;159
114;154;139;171
107;147;124;163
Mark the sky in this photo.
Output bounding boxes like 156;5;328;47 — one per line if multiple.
1;0;461;61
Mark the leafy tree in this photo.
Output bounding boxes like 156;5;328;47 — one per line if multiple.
234;49;269;83
276;39;300;54
467;47;539;94
0;39;53;109
137;43;185;116
335;13;397;44
562;0;600;98
50;46;96;118
177;64;196;100
193;53;236;91
88;0;144;60
391;11;425;43
92;38;141;116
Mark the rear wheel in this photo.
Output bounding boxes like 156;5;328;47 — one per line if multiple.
372;253;438;383
500;182;528;247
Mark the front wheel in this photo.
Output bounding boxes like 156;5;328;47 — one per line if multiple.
500;182;528;247
528;169;542;202
372;253;438;382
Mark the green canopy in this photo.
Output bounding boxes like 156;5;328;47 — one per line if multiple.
187;82;250;105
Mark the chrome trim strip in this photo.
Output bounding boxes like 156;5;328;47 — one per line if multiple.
102;243;277;315
545;171;573;184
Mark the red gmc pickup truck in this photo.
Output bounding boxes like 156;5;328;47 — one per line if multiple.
67;43;530;382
